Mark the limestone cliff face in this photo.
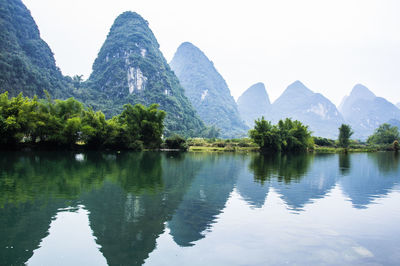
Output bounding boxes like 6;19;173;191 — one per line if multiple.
88;12;160;97
126;66;147;94
86;12;204;136
170;42;248;138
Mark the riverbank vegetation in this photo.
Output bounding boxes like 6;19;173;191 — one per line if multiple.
187;138;258;152
249;117;314;152
0;92;165;150
186;121;399;154
1;92;399;153
313;123;399;153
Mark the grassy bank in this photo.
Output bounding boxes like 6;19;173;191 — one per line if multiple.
189;146;259;152
314;146;378;153
189;145;393;154
187;138;259;152
314;143;395;153
185;138;396;153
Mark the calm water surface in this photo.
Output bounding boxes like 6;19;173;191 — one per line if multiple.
0;151;399;265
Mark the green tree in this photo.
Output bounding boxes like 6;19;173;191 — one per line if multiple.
278;118;313;152
249;117;281;152
249;117;313;153
81;109;110;148
41;97;84;146
0;92;167;150
338;124;353;149
164;134;188;150
119;103;166;149
367;123;399;145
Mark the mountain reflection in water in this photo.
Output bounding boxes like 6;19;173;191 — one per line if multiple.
0;151;399;265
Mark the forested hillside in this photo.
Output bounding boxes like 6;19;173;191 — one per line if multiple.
84;12;205;137
0;0;70;98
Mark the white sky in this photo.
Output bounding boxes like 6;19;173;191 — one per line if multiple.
22;0;400;106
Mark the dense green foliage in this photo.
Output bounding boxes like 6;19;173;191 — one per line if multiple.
249;117;313;152
249;118;280;152
164;134;188;150
0;92;165;149
84;12;204;137
0;0;71;98
313;137;335;147
338;124;353;149
367;123;399;145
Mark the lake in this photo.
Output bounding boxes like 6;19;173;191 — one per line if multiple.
0;151;399;265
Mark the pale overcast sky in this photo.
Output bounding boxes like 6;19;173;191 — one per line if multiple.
23;0;400;106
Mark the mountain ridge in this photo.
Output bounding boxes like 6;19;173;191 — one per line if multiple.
0;0;70;98
170;42;248;138
339;84;400;139
84;12;205;136
237;82;271;128
268;81;345;138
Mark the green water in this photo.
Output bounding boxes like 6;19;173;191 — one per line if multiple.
0;151;399;265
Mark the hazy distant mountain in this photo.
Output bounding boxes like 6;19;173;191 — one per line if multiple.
397;103;400;109
170;42;248;138
0;0;70;98
85;12;204;136
387;119;400;129
339;84;400;140
237;83;271;128
269;81;344;138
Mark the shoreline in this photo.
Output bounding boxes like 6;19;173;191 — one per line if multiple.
0;144;396;154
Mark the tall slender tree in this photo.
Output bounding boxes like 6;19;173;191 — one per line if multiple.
338;124;353;151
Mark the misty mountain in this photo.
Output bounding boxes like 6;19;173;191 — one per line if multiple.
269;81;344;138
397;103;400;109
0;0;70;98
84;12;204;136
339;84;400;140
237;82;271;128
387;119;400;129
170;42;248;138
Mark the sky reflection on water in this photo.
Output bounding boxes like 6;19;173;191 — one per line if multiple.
0;151;399;265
